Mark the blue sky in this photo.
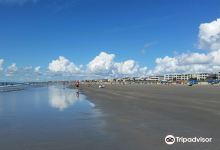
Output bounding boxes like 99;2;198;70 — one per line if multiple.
0;0;220;81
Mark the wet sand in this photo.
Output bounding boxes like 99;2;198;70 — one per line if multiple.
80;84;220;150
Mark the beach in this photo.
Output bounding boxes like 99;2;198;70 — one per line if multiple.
80;84;220;150
1;85;220;150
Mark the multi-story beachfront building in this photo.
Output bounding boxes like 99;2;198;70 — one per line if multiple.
164;74;193;81
148;76;164;81
164;73;212;81
196;73;210;80
217;72;220;80
164;74;172;81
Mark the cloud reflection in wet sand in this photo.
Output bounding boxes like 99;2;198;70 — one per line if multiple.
48;86;93;111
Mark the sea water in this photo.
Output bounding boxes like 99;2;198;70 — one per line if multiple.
0;86;109;150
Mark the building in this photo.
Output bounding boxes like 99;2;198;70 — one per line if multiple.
164;73;212;81
218;72;220;80
148;76;164;81
164;74;193;81
196;73;210;80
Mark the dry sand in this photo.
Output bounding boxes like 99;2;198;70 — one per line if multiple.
80;84;220;150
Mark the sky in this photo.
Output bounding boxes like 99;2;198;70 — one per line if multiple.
0;0;220;81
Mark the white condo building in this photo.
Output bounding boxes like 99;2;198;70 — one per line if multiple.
164;74;193;81
164;73;212;81
196;73;210;80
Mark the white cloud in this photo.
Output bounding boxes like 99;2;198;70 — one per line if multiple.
48;56;81;74
0;59;4;71
2;18;220;80
34;66;41;72
179;53;213;65
209;49;220;65
153;56;177;74
152;18;220;75
153;51;220;74
87;52;147;77
6;63;18;76
114;60;138;75
2;64;44;81
198;18;220;51
87;52;115;74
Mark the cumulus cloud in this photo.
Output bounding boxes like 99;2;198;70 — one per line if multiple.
154;55;212;74
87;52;115;74
34;66;41;72
6;63;18;76
114;60;139;75
87;52;147;77
0;59;4;71
48;56;82;74
152;18;220;75
2;64;44;81
153;51;220;74
180;53;213;65
198;18;220;51
2;18;220;80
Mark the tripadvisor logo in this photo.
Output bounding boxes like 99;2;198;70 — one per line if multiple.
165;135;212;145
165;135;175;145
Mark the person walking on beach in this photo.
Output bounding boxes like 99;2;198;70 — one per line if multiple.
76;80;80;88
75;80;80;93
